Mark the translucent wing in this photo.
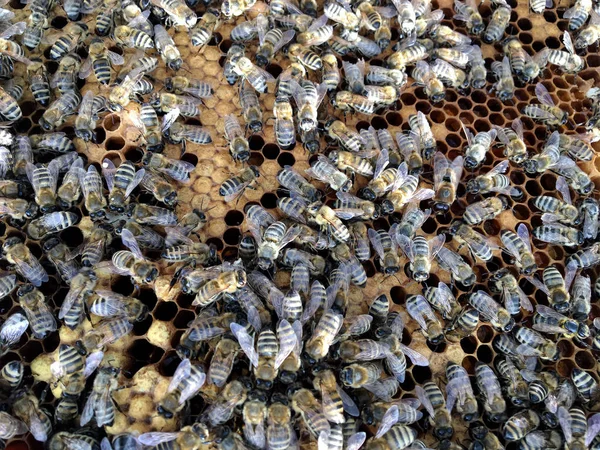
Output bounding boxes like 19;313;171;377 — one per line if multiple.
415;385;435;416
336;384;359;416
101;438;112;450
346;432;366;450
535;83;555;106
138;433;180;446
0;313;28;345
80;392;96;426
101;158;116;192
368;228;386;260
120;229;144;259
161;108;180;132
373;149;389;180
563;30;575;54
230;322;258;367
168;358;191;393
364;377;399;401
488;160;509;176
179;370;206;403
429;234;446;258
535;304;567;321
586;413;600;446
273;29;296;53
375;405;399;438
398;343;429;366
517;223;532;252
124;168;145;197
83;351;104;377
433;151;448;191
556;176;571;205
274;319;296;369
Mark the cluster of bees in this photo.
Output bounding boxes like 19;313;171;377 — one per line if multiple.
0;0;598;447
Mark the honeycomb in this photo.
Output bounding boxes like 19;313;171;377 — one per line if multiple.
0;0;599;447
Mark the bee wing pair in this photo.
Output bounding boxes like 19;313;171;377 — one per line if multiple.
167;358;206;403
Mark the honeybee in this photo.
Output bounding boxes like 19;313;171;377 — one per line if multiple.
411;61;445;103
554;157;595;195
503;410;541;442
26;58;50;106
464;44;487;89
575;8;600;47
366;228;398;275
449;221;496;261
220;166;260;203
50;344;103;398
0;412;27;440
429;23;471;47
89;290;148;323
483;0;511;43
234;56;275;93
79;367;119;427
223;114;250;163
272;96;296;150
333;90;376;114
306;155;351;192
444;362;478;424
454;0;484;34
193;269;246;307
514;326;559;361
106;68;144;112
325;119;365;153
500;223;537;274
304;310;343;362
416;382;453;439
570;367;600;406
77;315;134;355
39;90;80;131
206;380;248;426
533;223;583;247
495;357;528;406
533;304;589;340
493;118;527;164
139;424;211;449
474;363;506;422
406;294;444;344
445;308;479;343
157;358;206;418
102;159;145;213
324;2;360;33
47;22;88;60
207;338;239;387
162;122;212;155
79;38;123;85
150;0;196;27
58;269;96;329
431;152;462;214
540;31;584;73
490;55;514;102
223;43;245;85
291;388;330;437
321;49;341;91
522;83;569;127
26;211;79;240
0;313;28;358
2;236;48;287
16;284;56;339
502;37;544;84
0;197;38;224
114;25;153;50
533;177;580;227
469;290;514;332
111;229;158;285
152;24;182;70
13;393;52;442
77;165;107;221
489;268;532;316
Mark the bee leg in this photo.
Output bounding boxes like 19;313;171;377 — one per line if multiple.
180;140;187;157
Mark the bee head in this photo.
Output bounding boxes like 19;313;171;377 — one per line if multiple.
145;267;159;283
17;284;34;297
141;152;153;167
464;156;479;169
432;201;450;215
435;426;454;440
164;77;174;92
503;317;515;332
448;220;463;235
24;203;39;219
156;405;173;419
168;59;183;71
42;237;60;252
